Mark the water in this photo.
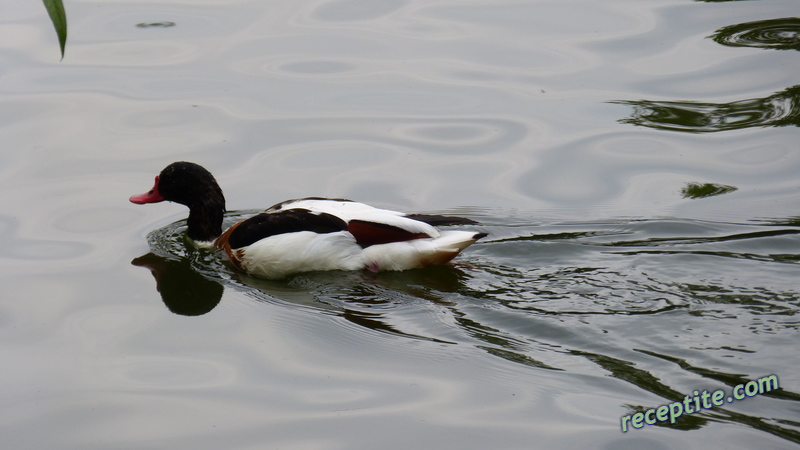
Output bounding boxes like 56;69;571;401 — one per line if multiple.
2;0;799;448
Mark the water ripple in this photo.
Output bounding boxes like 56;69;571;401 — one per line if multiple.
0;214;91;262
711;18;800;51
135;213;800;347
311;0;408;22
244;116;529;156
279;60;357;75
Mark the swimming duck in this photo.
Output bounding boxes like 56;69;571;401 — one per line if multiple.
130;162;486;279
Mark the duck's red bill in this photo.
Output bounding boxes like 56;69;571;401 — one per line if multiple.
130;176;165;204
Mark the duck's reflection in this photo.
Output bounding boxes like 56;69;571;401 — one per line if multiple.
132;250;481;346
132;253;223;316
131;250;470;332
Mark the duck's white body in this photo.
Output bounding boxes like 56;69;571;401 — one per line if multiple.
131;162;485;280
235;229;482;279
217;199;483;279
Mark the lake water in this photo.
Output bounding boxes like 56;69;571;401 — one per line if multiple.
3;0;799;448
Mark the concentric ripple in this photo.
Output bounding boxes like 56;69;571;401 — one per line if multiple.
711;18;800;51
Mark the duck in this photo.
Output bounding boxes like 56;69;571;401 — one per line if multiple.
130;161;486;279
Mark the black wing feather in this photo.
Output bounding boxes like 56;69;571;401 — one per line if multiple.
405;214;479;226
227;209;348;249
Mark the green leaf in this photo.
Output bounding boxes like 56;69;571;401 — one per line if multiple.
42;0;67;59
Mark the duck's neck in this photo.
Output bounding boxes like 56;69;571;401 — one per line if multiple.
185;195;225;243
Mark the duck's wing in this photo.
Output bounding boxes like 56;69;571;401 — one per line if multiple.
405;214;479;226
264;198;445;247
222;208;348;250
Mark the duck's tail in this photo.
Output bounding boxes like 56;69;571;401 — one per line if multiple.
362;230;486;271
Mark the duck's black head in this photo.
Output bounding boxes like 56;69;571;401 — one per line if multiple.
130;161;226;242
